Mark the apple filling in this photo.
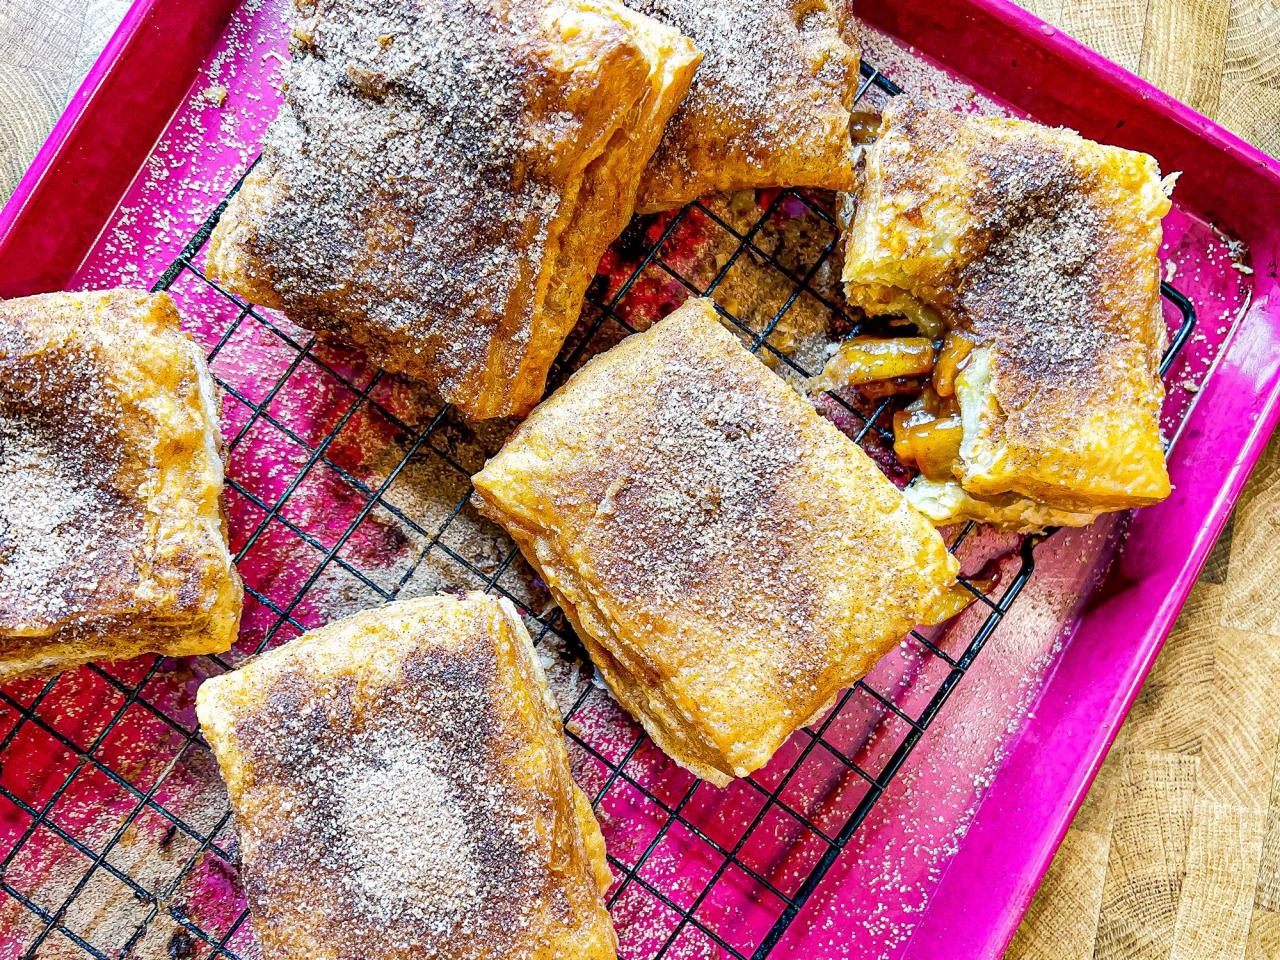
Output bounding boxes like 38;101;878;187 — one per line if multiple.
807;335;936;394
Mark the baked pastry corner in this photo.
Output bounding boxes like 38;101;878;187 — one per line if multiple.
196;592;616;960
207;0;700;421
0;289;242;681
472;298;960;786
633;0;861;212
843;99;1175;530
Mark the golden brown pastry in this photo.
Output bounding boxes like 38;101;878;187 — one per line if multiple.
196;593;616;960
632;0;861;212
207;0;699;422
472;298;960;787
843;100;1175;531
0;290;242;681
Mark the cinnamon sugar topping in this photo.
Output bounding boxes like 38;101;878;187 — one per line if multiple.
246;0;558;366
234;655;547;954
209;0;696;419
580;343;822;641
0;328;137;633
633;0;860;208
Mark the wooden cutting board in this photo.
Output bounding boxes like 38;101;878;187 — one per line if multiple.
1;1;1276;957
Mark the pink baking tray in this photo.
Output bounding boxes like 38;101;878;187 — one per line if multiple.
1;1;1278;958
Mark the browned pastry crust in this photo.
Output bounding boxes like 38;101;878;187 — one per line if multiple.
472;298;959;786
632;0;861;212
0;290;242;681
207;0;699;421
196;593;616;960
843;100;1175;530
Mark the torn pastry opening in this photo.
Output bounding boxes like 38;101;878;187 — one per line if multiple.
808;319;1122;531
832;100;1174;531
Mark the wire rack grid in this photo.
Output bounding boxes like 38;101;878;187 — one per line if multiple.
0;60;1195;960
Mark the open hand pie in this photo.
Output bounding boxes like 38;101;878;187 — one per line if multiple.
196;593;616;960
843;100;1175;530
0;290;242;682
632;0;861;212
207;0;699;421
472;298;960;786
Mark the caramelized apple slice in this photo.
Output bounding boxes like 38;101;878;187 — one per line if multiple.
849;109;882;146
809;336;936;393
932;331;975;398
893;410;963;482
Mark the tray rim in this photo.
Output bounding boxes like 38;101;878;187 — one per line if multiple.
2;1;1279;958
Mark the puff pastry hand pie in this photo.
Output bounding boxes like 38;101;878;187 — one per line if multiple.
196;593;616;960
843;100;1175;531
633;0;861;212
472;299;960;786
0;290;242;682
207;0;699;421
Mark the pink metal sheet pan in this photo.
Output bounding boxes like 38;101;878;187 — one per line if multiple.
0;0;1277;957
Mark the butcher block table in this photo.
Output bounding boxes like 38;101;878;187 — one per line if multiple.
1;1;1277;958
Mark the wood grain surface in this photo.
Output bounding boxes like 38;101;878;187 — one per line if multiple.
0;0;133;195
0;1;1277;958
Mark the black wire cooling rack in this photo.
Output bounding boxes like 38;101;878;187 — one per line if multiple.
0;60;1197;960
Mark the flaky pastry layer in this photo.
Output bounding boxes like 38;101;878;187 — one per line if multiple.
196;593;615;960
207;0;699;421
473;298;959;786
0;290;242;681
